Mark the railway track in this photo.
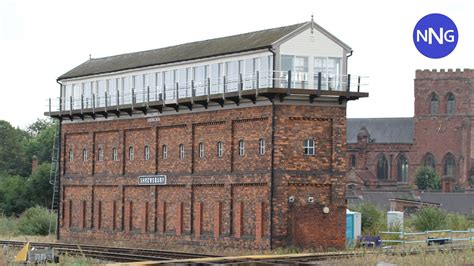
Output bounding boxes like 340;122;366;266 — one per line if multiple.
0;240;215;262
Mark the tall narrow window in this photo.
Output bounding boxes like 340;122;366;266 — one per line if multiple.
447;93;455;114
350;154;356;168
82;148;88;162
377;154;388;180
162;145;168;160
69;149;74;162
98;147;104;162
259;139;265;155
144;145;150;161
179;144;185;159
239;140;245;156
112;147;118;161
199;142;204;159
303;139;315;155
217;141;223;158
444;153;455;177
430;93;439;115
423;153;435;169
128;146;134;161
397;154;409;183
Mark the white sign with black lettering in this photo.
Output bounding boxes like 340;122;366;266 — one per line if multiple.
138;175;167;185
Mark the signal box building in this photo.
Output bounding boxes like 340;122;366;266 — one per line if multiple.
47;21;368;249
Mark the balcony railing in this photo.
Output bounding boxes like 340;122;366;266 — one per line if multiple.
47;71;368;114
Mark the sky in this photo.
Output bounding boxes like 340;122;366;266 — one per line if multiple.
0;0;473;128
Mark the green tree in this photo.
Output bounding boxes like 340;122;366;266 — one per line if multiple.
25;120;56;164
0;175;31;216
411;207;446;231
26;163;53;208
0;120;29;176
414;166;441;190
354;203;385;235
17;206;55;235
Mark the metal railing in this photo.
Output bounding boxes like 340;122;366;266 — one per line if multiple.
380;229;474;245
47;71;368;113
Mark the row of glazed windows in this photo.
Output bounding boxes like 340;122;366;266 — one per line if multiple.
62;55;273;110
68;138;317;163
371;152;456;182
430;92;455;115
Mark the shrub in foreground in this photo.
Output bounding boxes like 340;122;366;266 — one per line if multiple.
17;206;56;235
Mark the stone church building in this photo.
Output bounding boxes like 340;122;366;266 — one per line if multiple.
347;69;474;193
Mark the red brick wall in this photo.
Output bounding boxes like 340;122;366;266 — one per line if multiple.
59;103;348;250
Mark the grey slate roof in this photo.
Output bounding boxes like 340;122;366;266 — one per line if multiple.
347;118;414;144
347;191;414;211
58;22;308;80
420;193;474;215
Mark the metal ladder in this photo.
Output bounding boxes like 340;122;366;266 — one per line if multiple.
48;127;60;235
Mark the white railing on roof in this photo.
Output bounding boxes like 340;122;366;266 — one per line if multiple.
47;70;368;113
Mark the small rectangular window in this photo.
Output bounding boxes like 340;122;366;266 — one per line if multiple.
259;139;265;155
82;148;88;162
112;147;118;161
129;146;134;161
98;147;104;162
199;142;204;159
144;145;150;161
239;140;245;156
304;139;315;156
217;142;223;158
69;149;74;162
162;145;168;160
179;144;185;159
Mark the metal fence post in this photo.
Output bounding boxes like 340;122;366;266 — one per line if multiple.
318;72;322;91
287;70;292;89
357;76;361;93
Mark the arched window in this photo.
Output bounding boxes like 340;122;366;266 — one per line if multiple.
423;153;435;169
69;149;74;162
443;153;456;177
199;142;204;159
377;154;388;180
112;147;118;161
430;93;439;115
447;93;455;114
397;154;408;182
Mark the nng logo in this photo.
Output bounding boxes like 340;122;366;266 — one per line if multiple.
413;13;458;59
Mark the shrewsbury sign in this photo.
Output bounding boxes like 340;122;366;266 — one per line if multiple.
138;175;167;185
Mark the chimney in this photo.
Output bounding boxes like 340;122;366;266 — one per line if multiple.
32;155;38;173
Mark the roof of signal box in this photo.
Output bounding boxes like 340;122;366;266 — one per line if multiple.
58;21;352;81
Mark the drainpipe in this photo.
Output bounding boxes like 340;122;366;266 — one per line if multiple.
268;46;276;249
55;79;63;241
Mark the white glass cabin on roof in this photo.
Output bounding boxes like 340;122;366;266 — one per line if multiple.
52;22;365;112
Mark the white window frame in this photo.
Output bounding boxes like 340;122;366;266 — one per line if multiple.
144;145;150;161
129;146;134;161
259;139;265;155
304;139;315;156
199;142;204;159
179;144;185;159
112;147;118;161
217;141;223;158
98;146;104;162
239;139;245;156
69;148;74;162
162;145;168;160
82;148;88;162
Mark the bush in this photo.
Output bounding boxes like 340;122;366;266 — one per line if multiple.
17;206;56;235
446;213;470;230
354;203;385;235
414;166;441;191
410;207;446;231
0;216;18;236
